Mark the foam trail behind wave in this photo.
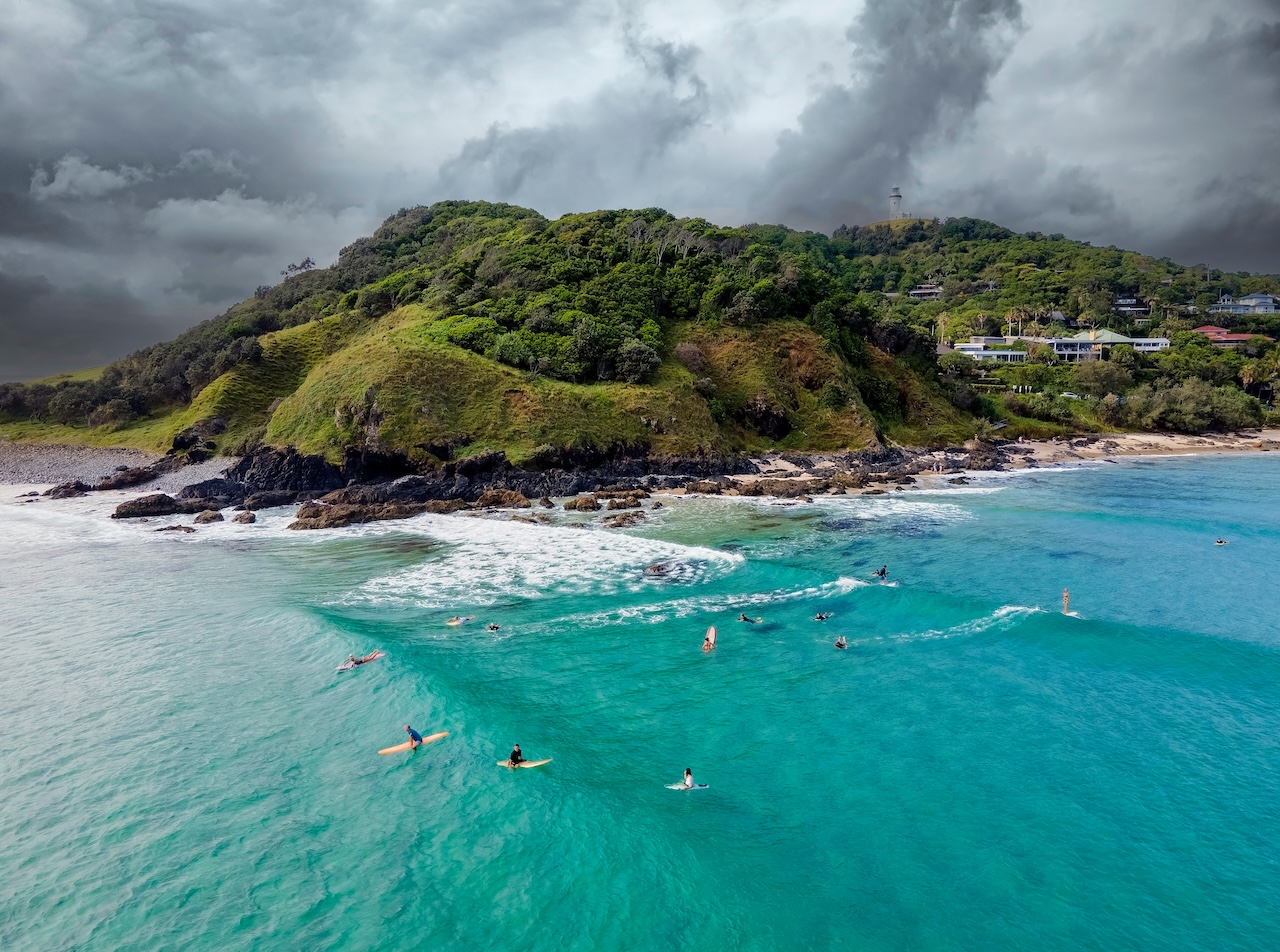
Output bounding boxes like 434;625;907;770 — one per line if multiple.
537;576;868;630
860;605;1045;646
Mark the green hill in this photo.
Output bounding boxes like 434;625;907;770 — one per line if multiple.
2;201;1277;460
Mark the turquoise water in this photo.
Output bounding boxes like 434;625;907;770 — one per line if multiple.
3;455;1280;950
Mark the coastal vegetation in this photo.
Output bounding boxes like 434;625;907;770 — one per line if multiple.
1;202;1277;460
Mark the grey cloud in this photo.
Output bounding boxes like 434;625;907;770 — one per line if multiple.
759;0;1023;229
30;155;152;201
434;31;711;213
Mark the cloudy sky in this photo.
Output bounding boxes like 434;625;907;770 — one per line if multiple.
2;0;1279;379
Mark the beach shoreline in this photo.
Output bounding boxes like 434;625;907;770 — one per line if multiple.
3;430;1278;520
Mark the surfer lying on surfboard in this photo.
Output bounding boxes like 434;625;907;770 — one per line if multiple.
835;636;847;650
738;613;761;624
446;616;472;626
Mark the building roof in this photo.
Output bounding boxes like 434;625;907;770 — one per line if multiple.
1193;325;1230;335
1072;329;1131;343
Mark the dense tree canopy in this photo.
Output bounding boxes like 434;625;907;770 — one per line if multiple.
2;202;1276;434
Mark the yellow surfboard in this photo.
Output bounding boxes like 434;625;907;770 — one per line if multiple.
497;758;552;768
378;730;448;754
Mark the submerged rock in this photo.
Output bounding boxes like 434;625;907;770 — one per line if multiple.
155;524;196;533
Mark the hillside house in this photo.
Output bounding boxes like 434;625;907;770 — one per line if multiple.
1192;325;1276;349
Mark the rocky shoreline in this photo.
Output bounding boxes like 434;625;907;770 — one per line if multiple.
7;429;1279;531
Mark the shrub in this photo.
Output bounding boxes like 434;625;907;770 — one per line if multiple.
615;339;660;383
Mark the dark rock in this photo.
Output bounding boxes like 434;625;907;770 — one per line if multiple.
539;496;554;508
114;464;130;472
95;457;185;491
606;497;641;510
602;510;647;528
563;495;600;512
179;478;245;502
243;490;302;510
864;488;886;495
194;509;224;524
233;511;257;524
474;489;530;509
287;498;465;530
155;524;196;533
742;393;792;440
228;447;344;494
45;480;92;499
112;493;227;519
948;476;970;485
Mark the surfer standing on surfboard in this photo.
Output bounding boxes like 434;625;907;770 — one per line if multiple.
404;725;423;749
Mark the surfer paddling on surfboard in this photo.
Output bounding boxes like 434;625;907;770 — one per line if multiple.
737;613;761;624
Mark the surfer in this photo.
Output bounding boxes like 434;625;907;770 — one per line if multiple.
814;612;831;621
645;563;668;576
486;623;501;631
347;650;379;666
507;743;525;766
738;613;760;624
446;615;471;626
874;565;888;581
1215;539;1228;546
681;768;695;789
835;636;847;649
403;725;424;749
702;626;717;652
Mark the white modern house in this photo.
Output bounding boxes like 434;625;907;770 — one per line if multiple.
1208;293;1278;316
951;330;1170;364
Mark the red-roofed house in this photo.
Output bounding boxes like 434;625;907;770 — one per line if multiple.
1193;325;1275;350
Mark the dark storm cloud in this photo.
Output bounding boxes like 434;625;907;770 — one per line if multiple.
759;0;1024;229
0;273;168;382
3;0;1280;379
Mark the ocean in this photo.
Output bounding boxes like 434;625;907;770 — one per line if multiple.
3;454;1279;950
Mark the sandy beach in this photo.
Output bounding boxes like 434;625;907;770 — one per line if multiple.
1002;429;1280;469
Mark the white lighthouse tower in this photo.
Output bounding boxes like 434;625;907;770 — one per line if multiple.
889;187;903;220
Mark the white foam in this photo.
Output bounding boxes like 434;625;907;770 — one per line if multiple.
342;514;743;609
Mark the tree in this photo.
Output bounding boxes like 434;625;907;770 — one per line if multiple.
938;351;977;378
1073;360;1133;398
1029;344;1058;364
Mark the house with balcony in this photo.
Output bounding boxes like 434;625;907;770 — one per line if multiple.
1208;294;1278;316
1192;325;1276;350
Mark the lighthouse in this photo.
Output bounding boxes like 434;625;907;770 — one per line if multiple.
889;187;903;220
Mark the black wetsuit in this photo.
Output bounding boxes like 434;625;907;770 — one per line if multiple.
509;748;524;765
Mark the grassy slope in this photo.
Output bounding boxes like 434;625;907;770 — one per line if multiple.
266;308;897;465
0;315;363;454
